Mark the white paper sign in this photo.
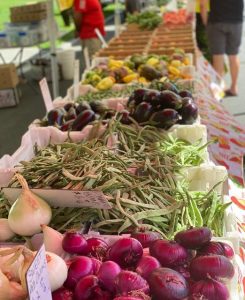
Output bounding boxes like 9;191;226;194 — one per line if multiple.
26;244;52;300
3;188;112;209
39;78;54;113
73;59;80;99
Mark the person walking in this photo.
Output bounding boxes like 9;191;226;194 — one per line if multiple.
195;0;210;61
203;0;244;96
73;0;105;68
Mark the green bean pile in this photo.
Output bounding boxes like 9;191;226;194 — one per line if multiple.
7;120;228;237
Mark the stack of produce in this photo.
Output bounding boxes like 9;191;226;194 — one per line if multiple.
126;11;163;30
163;9;190;25
0;225;236;300
0;117;227;237
38;82;197;132
82;54;192;91
96;24;153;59
149;24;195;57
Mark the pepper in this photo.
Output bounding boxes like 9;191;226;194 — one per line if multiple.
168;66;181;77
123;73;138;83
146;57;159;67
171;59;182;68
138;77;148;84
96;76;115;90
108;59;124;69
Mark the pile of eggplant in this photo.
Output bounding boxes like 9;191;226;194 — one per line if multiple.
123;83;198;129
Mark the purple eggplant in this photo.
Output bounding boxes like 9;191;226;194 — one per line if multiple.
157;90;182;110
72;109;95;131
60;120;73;132
179;90;193;99
151;109;180;129
133;102;153;123
127;88;150;106
180;102;198;124
64;102;76;112
64;107;77;121
118;110;132;125
75;101;91;115
47;108;65;126
143;89;161;106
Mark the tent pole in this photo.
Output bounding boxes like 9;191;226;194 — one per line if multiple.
47;0;59;98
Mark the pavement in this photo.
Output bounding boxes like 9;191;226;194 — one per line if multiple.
221;24;245;126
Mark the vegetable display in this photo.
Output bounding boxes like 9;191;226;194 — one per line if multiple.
0;4;241;300
2;120;228;238
83;54;191;89
126;11;162;30
0;227;234;299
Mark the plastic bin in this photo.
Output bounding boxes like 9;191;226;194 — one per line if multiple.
57;49;75;80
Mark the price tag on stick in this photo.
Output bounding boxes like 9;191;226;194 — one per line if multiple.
83;47;91;70
73;59;80;99
26;244;52;300
39;78;54;113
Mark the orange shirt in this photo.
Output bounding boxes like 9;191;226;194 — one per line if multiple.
74;0;105;39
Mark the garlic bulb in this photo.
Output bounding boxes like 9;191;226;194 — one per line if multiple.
0;270;26;300
8;173;52;236
46;252;68;292
0;218;15;241
0;247;23;281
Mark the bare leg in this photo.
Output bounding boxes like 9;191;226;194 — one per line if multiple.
228;55;240;94
212;55;225;77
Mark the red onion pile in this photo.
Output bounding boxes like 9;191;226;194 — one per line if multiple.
51;228;235;300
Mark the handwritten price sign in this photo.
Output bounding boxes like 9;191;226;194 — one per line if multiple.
26;245;52;300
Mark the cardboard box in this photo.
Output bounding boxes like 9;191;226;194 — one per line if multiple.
10;11;47;23
0;64;19;89
10;2;47;15
0;88;19;108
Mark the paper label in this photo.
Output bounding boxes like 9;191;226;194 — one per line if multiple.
73;60;80;99
39;78;54;113
3;188;112;209
26;245;52;300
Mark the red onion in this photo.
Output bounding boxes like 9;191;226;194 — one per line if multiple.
90;258;102;275
174;227;212;249
64;256;93;289
97;261;121;292
115;271;149;296
74;275;111;300
148;268;189;300
149;240;188;267
130;231;161;248
114;296;150;300
220;242;234;259
190;255;235;280
136;256;161;280
62;232;88;255
173;264;191;280
197;241;235;259
107;238;143;268
52;287;73;300
190;278;229;300
86;238;109;260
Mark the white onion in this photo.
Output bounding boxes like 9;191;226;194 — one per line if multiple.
0;218;15;241
8;174;52;236
42;225;69;259
46;252;68;292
